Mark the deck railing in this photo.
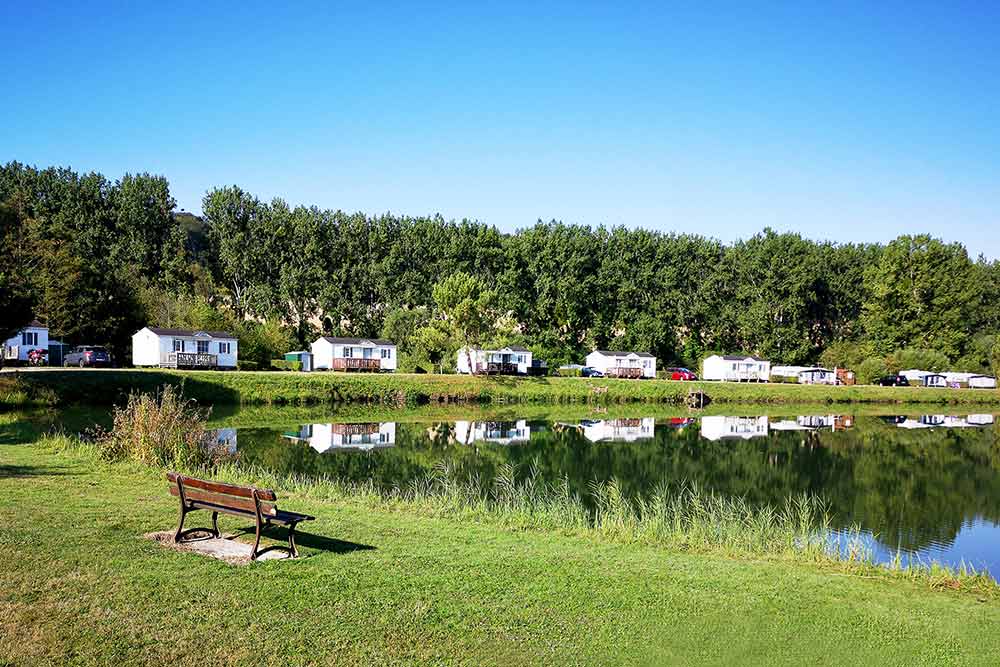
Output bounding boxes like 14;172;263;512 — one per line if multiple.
606;367;644;379
476;362;519;375
331;423;381;436
332;357;381;371
162;352;218;368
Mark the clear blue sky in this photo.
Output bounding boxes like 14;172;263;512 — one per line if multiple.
5;2;999;256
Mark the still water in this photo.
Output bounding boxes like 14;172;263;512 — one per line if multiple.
38;407;1000;577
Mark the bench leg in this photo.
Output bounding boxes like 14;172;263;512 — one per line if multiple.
211;511;220;538
173;506;187;543
250;519;262;561
288;522;299;558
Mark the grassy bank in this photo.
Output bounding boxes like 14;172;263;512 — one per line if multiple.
3;439;1000;666
4;368;1000;408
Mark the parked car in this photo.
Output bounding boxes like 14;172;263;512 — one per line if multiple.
64;345;112;368
665;367;697;381
876;375;909;387
580;367;604;378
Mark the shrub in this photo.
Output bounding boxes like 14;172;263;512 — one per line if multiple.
857;357;889;384
819;341;872;370
886;347;949;373
554;368;583;378
270;359;302;371
238;360;260;371
96;385;229;468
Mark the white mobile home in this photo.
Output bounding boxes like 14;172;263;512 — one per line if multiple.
798;368;836;385
3;320;49;364
969;375;997;389
131;327;238;369
702;355;770;382
456;346;532;375
311;337;397;372
584;350;656;379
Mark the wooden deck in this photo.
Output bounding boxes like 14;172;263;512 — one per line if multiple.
161;352;218;369
606;367;643;379
332;358;382;372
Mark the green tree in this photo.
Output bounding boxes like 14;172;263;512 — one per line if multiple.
861;235;981;358
432;272;497;374
201;186;269;318
0;202;35;356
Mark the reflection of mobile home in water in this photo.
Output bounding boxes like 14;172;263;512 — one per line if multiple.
283;423;397;452
579;418;655;443
454;420;531;446
210;428;238;454
699;416;769;441
896;415;995;429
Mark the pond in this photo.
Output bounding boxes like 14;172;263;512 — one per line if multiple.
22;406;1000;578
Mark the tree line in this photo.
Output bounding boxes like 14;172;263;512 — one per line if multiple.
2;161;999;376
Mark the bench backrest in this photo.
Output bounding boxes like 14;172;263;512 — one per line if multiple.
167;472;278;517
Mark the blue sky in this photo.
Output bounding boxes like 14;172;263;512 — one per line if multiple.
5;2;999;255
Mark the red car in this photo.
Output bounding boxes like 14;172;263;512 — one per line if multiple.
666;367;697;381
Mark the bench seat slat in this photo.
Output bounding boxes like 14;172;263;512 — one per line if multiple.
169;484;277;517
167;471;277;502
185;499;314;525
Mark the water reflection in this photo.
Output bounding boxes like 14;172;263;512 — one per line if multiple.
699;415;770;440
192;411;1000;578
210;428;238;454
283;422;397;452
578;417;655;443
455;420;533;446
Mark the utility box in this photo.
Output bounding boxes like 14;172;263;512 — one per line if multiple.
284;351;313;372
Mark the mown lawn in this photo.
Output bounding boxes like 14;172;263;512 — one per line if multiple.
3;442;1000;666
4;368;1000;408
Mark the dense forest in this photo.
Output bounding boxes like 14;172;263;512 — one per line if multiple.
2;161;999;377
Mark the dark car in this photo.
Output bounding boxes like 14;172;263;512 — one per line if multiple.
64;345;112;368
665;367;697;381
580;367;604;378
876;374;909;387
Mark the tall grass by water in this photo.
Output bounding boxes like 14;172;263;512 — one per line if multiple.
93;385;230;468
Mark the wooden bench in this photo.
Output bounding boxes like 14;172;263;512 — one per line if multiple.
167;472;315;560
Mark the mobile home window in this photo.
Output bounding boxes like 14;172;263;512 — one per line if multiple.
173;340;184;352
218;342;231;354
21;332;38;346
197;340;209;354
344;347;352;358
380;348;390;359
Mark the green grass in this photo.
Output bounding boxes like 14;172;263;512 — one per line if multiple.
3;440;1000;666
4;368;1000;408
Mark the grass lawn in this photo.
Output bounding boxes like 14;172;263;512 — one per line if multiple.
3;442;1000;666
4;368;1000;408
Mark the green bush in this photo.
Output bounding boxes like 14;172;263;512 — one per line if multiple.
857;357;890;384
555;368;583;377
96;385;228;468
886;348;949;373
270;359;303;371
238;360;260;371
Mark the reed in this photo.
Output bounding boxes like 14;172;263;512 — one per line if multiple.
94;385;229;468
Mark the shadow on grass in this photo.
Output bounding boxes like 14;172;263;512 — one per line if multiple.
0;463;74;478
9;370;242;407
230;525;377;556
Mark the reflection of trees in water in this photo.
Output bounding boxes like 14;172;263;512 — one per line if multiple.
235;418;1000;552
